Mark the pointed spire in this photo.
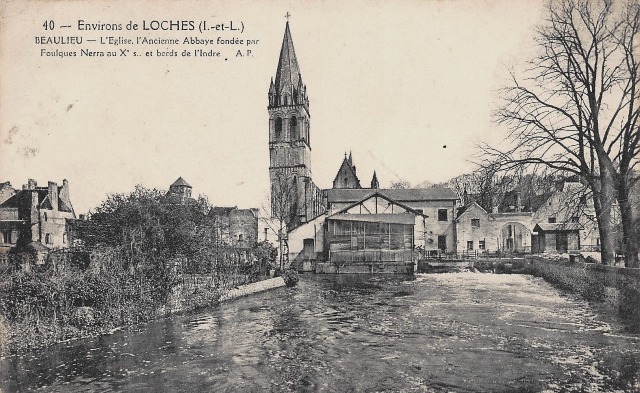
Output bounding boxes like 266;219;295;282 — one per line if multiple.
348;151;353;165
274;21;303;106
371;171;379;189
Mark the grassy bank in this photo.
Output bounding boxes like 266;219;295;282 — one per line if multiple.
0;268;264;355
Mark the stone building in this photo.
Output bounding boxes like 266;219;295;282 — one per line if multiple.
287;154;459;273
209;206;259;248
455;182;596;254
0;179;76;260
268;21;325;231
268;21;459;273
164;177;259;248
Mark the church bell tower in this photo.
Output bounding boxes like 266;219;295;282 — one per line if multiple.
268;21;313;229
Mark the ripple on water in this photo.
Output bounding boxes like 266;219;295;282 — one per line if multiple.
2;273;640;392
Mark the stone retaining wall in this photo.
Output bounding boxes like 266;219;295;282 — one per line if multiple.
219;277;286;301
523;256;640;332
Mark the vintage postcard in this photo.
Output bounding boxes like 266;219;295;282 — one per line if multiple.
1;0;639;391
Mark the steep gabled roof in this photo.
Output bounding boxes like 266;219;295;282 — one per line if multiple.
456;201;489;219
329;191;427;217
332;157;361;189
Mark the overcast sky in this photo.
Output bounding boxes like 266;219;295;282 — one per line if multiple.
0;0;546;213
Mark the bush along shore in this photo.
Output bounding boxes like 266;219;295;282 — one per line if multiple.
0;263;286;355
0;186;280;356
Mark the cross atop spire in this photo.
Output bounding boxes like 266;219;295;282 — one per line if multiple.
285;11;291;21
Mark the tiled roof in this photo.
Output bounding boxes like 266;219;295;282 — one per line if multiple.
326;187;457;203
171;177;192;187
534;222;582;232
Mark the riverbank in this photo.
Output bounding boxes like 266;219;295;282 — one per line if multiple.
0;275;286;357
521;256;640;331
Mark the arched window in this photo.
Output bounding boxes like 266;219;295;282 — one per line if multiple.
283;95;288;105
45;233;52;244
290;117;298;140
275;117;283;140
293;88;298;104
43;212;48;221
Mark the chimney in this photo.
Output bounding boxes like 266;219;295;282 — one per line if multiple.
48;181;58;211
60;179;69;199
27;179;37;189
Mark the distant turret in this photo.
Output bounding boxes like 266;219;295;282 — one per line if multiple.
168;177;192;199
370;171;379;189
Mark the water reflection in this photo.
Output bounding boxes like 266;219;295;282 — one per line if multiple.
2;273;640;392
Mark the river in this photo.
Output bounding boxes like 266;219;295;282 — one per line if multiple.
2;273;640;392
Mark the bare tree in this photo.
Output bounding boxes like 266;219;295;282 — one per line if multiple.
261;175;299;270
485;0;640;265
389;180;411;189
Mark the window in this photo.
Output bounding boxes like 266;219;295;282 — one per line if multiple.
438;209;448;221
467;241;473;251
471;218;480;228
290;116;298;140
548;217;556;223
238;233;244;241
437;235;447;251
2;231;11;244
275;117;283;139
45;233;52;244
44;212;48;221
479;240;486;250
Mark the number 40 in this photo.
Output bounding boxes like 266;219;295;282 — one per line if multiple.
43;20;54;30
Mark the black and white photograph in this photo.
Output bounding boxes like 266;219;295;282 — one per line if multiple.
0;0;639;391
